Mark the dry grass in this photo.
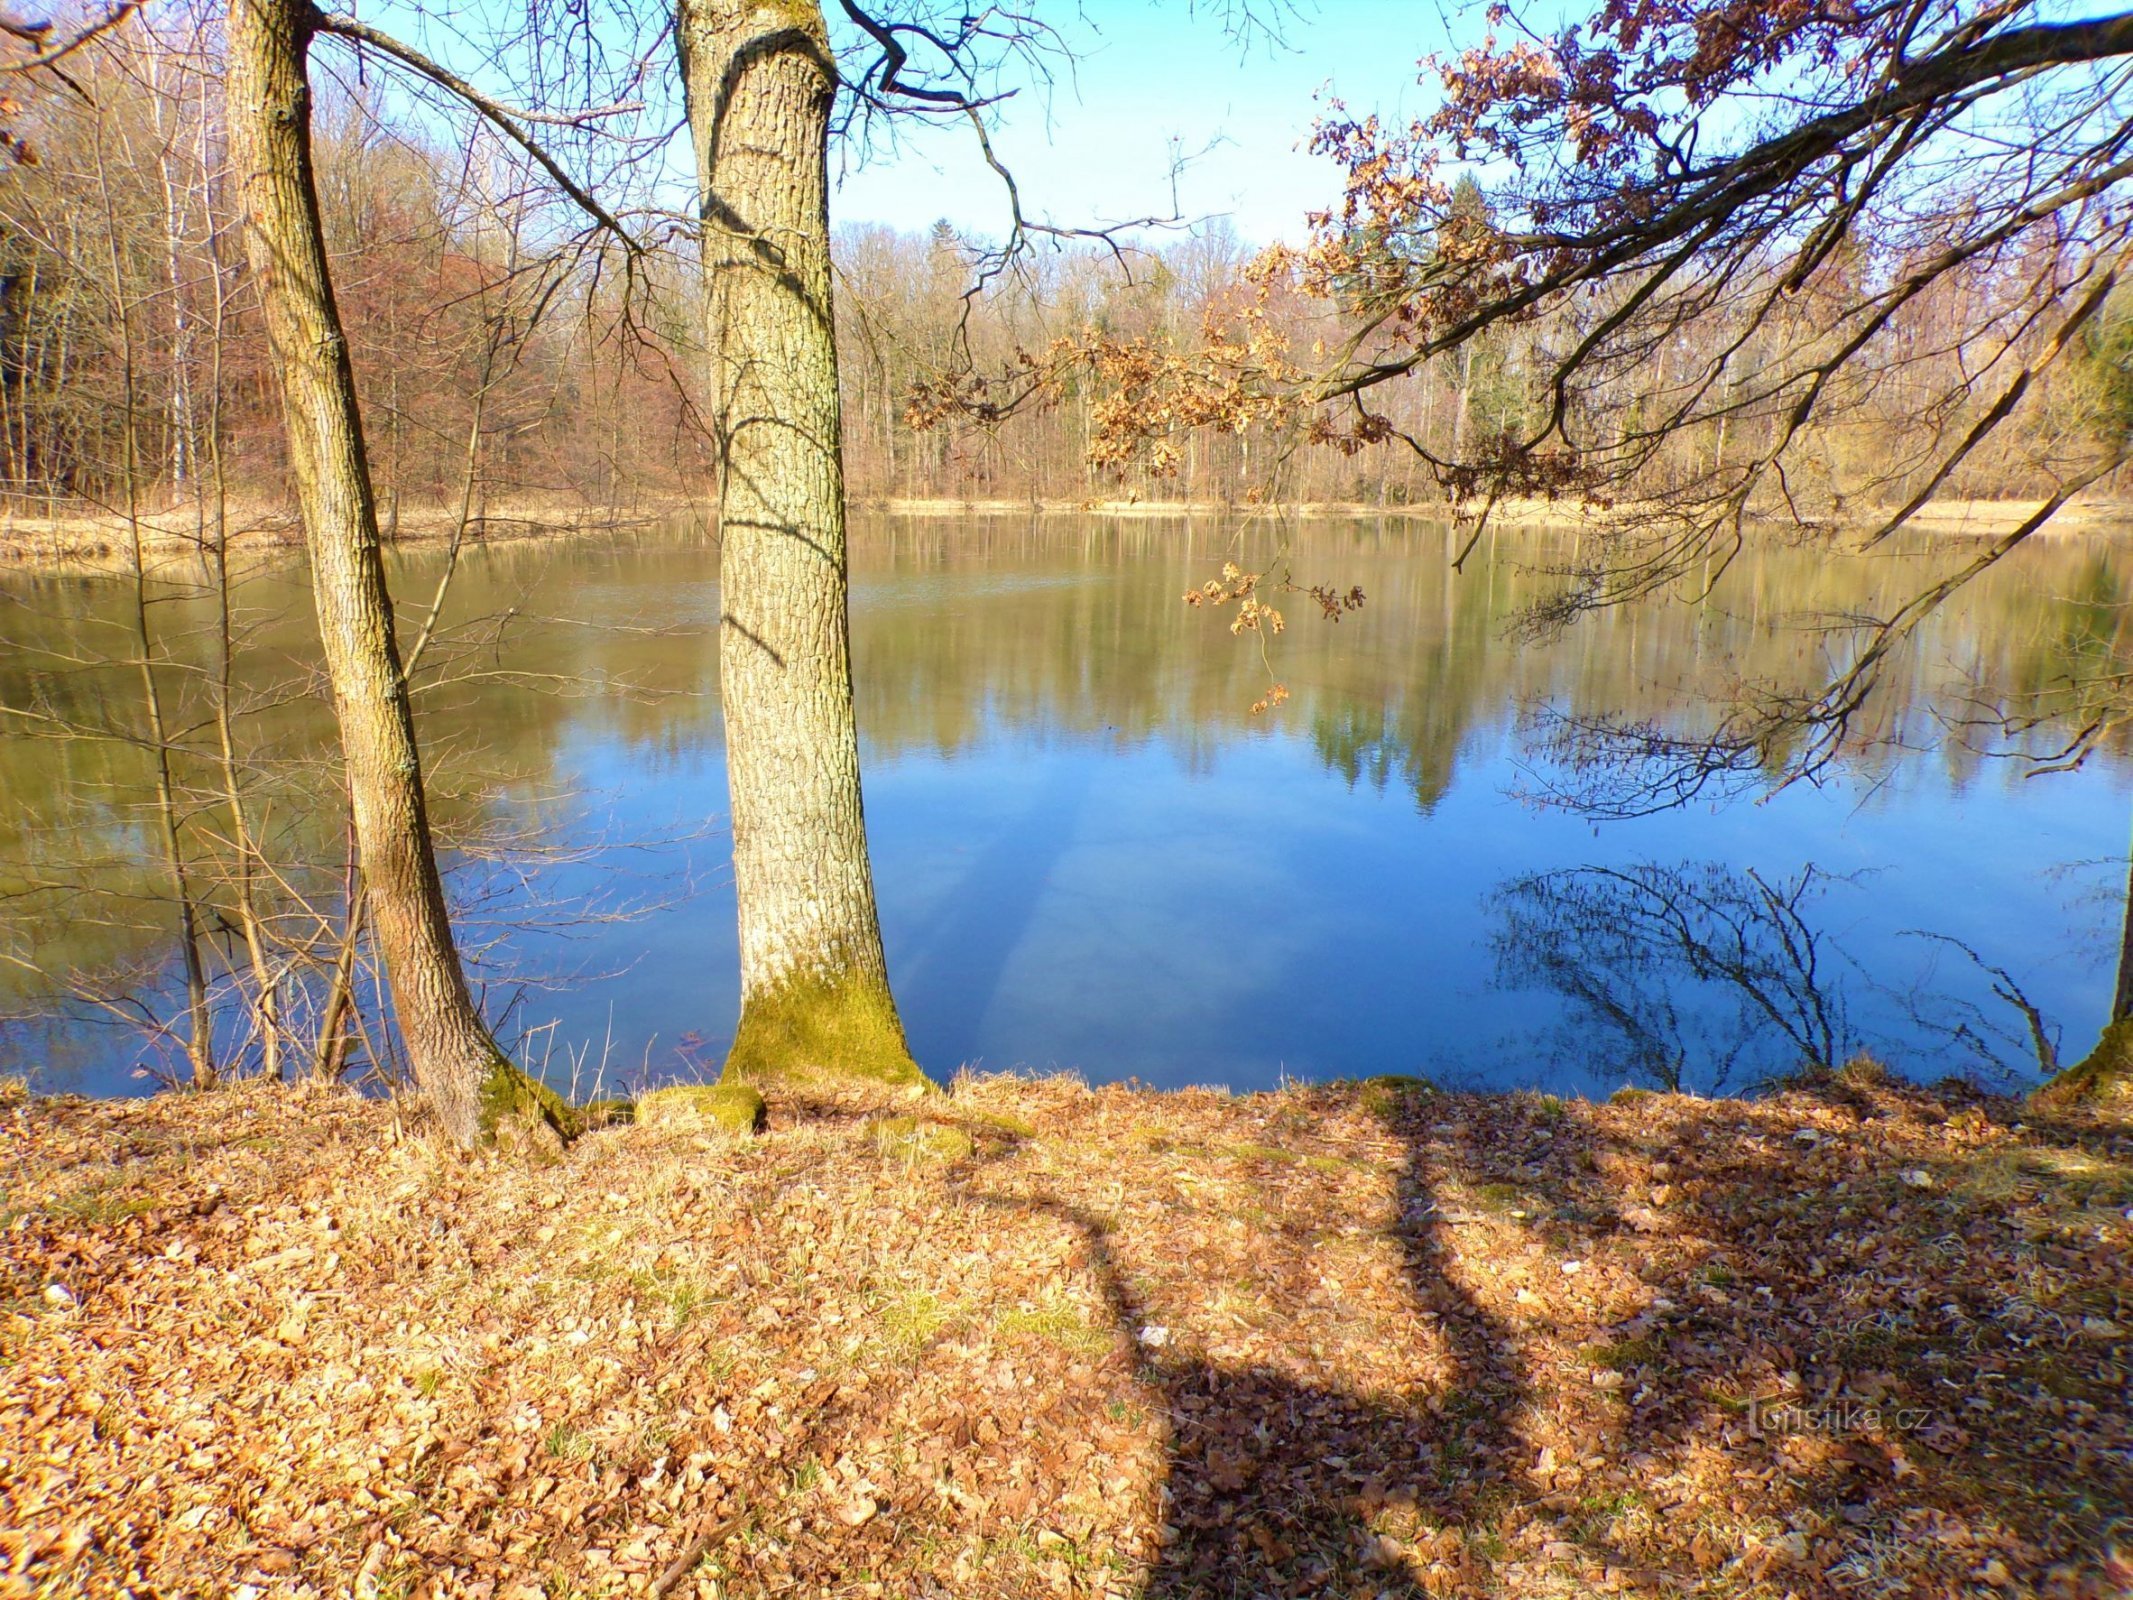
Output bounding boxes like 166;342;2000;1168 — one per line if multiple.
9;491;2128;568
1;1073;2128;1598
0;496;698;571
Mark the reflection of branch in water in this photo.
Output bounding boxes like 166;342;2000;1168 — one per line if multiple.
1895;931;2060;1084
1513;705;1778;822
1493;862;2077;1091
1514;669;1956;823
1490;862;1861;1090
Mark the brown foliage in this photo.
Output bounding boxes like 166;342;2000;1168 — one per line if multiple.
3;1072;2129;1597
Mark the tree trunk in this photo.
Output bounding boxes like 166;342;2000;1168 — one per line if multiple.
312;821;365;1084
224;0;560;1142
676;0;923;1087
2038;826;2133;1111
1452;343;1474;458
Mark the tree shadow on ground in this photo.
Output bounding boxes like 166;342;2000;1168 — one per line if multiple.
960;1079;2133;1598
976;1151;1529;1593
11;1078;2127;1597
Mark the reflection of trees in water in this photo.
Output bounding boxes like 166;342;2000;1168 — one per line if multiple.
1894;930;2063;1082
1309;704;1456;813
1973;551;2133;776
1490;860;2077;1092
1490;863;1858;1092
3;519;2130;1081
0;545;698;1086
847;519;2133;835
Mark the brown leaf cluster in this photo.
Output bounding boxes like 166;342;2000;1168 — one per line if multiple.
0;93;30;167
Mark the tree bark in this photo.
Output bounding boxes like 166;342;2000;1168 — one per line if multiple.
2038;821;2133;1110
224;0;559;1142
676;0;923;1086
2110;843;2133;1029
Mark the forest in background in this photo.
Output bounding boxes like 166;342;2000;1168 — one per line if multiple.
6;15;2133;525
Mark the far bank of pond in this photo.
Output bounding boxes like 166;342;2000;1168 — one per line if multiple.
8;492;2133;570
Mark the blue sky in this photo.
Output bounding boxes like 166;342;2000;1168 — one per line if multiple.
326;0;1465;250
828;1;1444;246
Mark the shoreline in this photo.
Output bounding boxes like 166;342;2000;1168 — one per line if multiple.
871;493;2133;533
0;498;699;575
2;1069;2125;1596
3;492;2128;574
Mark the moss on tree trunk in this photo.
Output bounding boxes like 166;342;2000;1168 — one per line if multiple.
2034;1017;2133;1111
478;1059;578;1138
723;970;925;1088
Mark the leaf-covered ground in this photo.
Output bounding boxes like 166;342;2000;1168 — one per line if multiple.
2;1071;2129;1599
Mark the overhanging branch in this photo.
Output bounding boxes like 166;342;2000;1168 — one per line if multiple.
314;10;643;251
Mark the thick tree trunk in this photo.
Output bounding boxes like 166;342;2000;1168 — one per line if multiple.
225;0;559;1142
677;0;923;1087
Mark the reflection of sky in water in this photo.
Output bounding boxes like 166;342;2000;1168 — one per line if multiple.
507;707;2125;1100
7;524;2129;1099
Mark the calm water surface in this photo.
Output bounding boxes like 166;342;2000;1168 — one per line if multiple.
4;514;2129;1098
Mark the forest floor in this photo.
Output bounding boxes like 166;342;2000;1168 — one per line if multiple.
2;1071;2129;1600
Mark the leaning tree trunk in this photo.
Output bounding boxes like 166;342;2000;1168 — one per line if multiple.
225;0;560;1143
677;0;923;1087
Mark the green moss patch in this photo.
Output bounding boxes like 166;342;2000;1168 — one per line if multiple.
2034;1017;2133;1112
871;1116;974;1165
957;1108;1037;1141
1584;1335;1659;1371
479;1062;575;1157
1472;1181;1534;1214
724;970;931;1089
1354;1074;1436;1120
876;1286;959;1358
995;1297;1110;1355
638;1083;766;1136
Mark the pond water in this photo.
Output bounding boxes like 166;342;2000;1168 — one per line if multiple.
3;514;2129;1099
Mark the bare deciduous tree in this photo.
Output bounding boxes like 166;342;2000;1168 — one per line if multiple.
225;0;559;1143
677;0;923;1086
